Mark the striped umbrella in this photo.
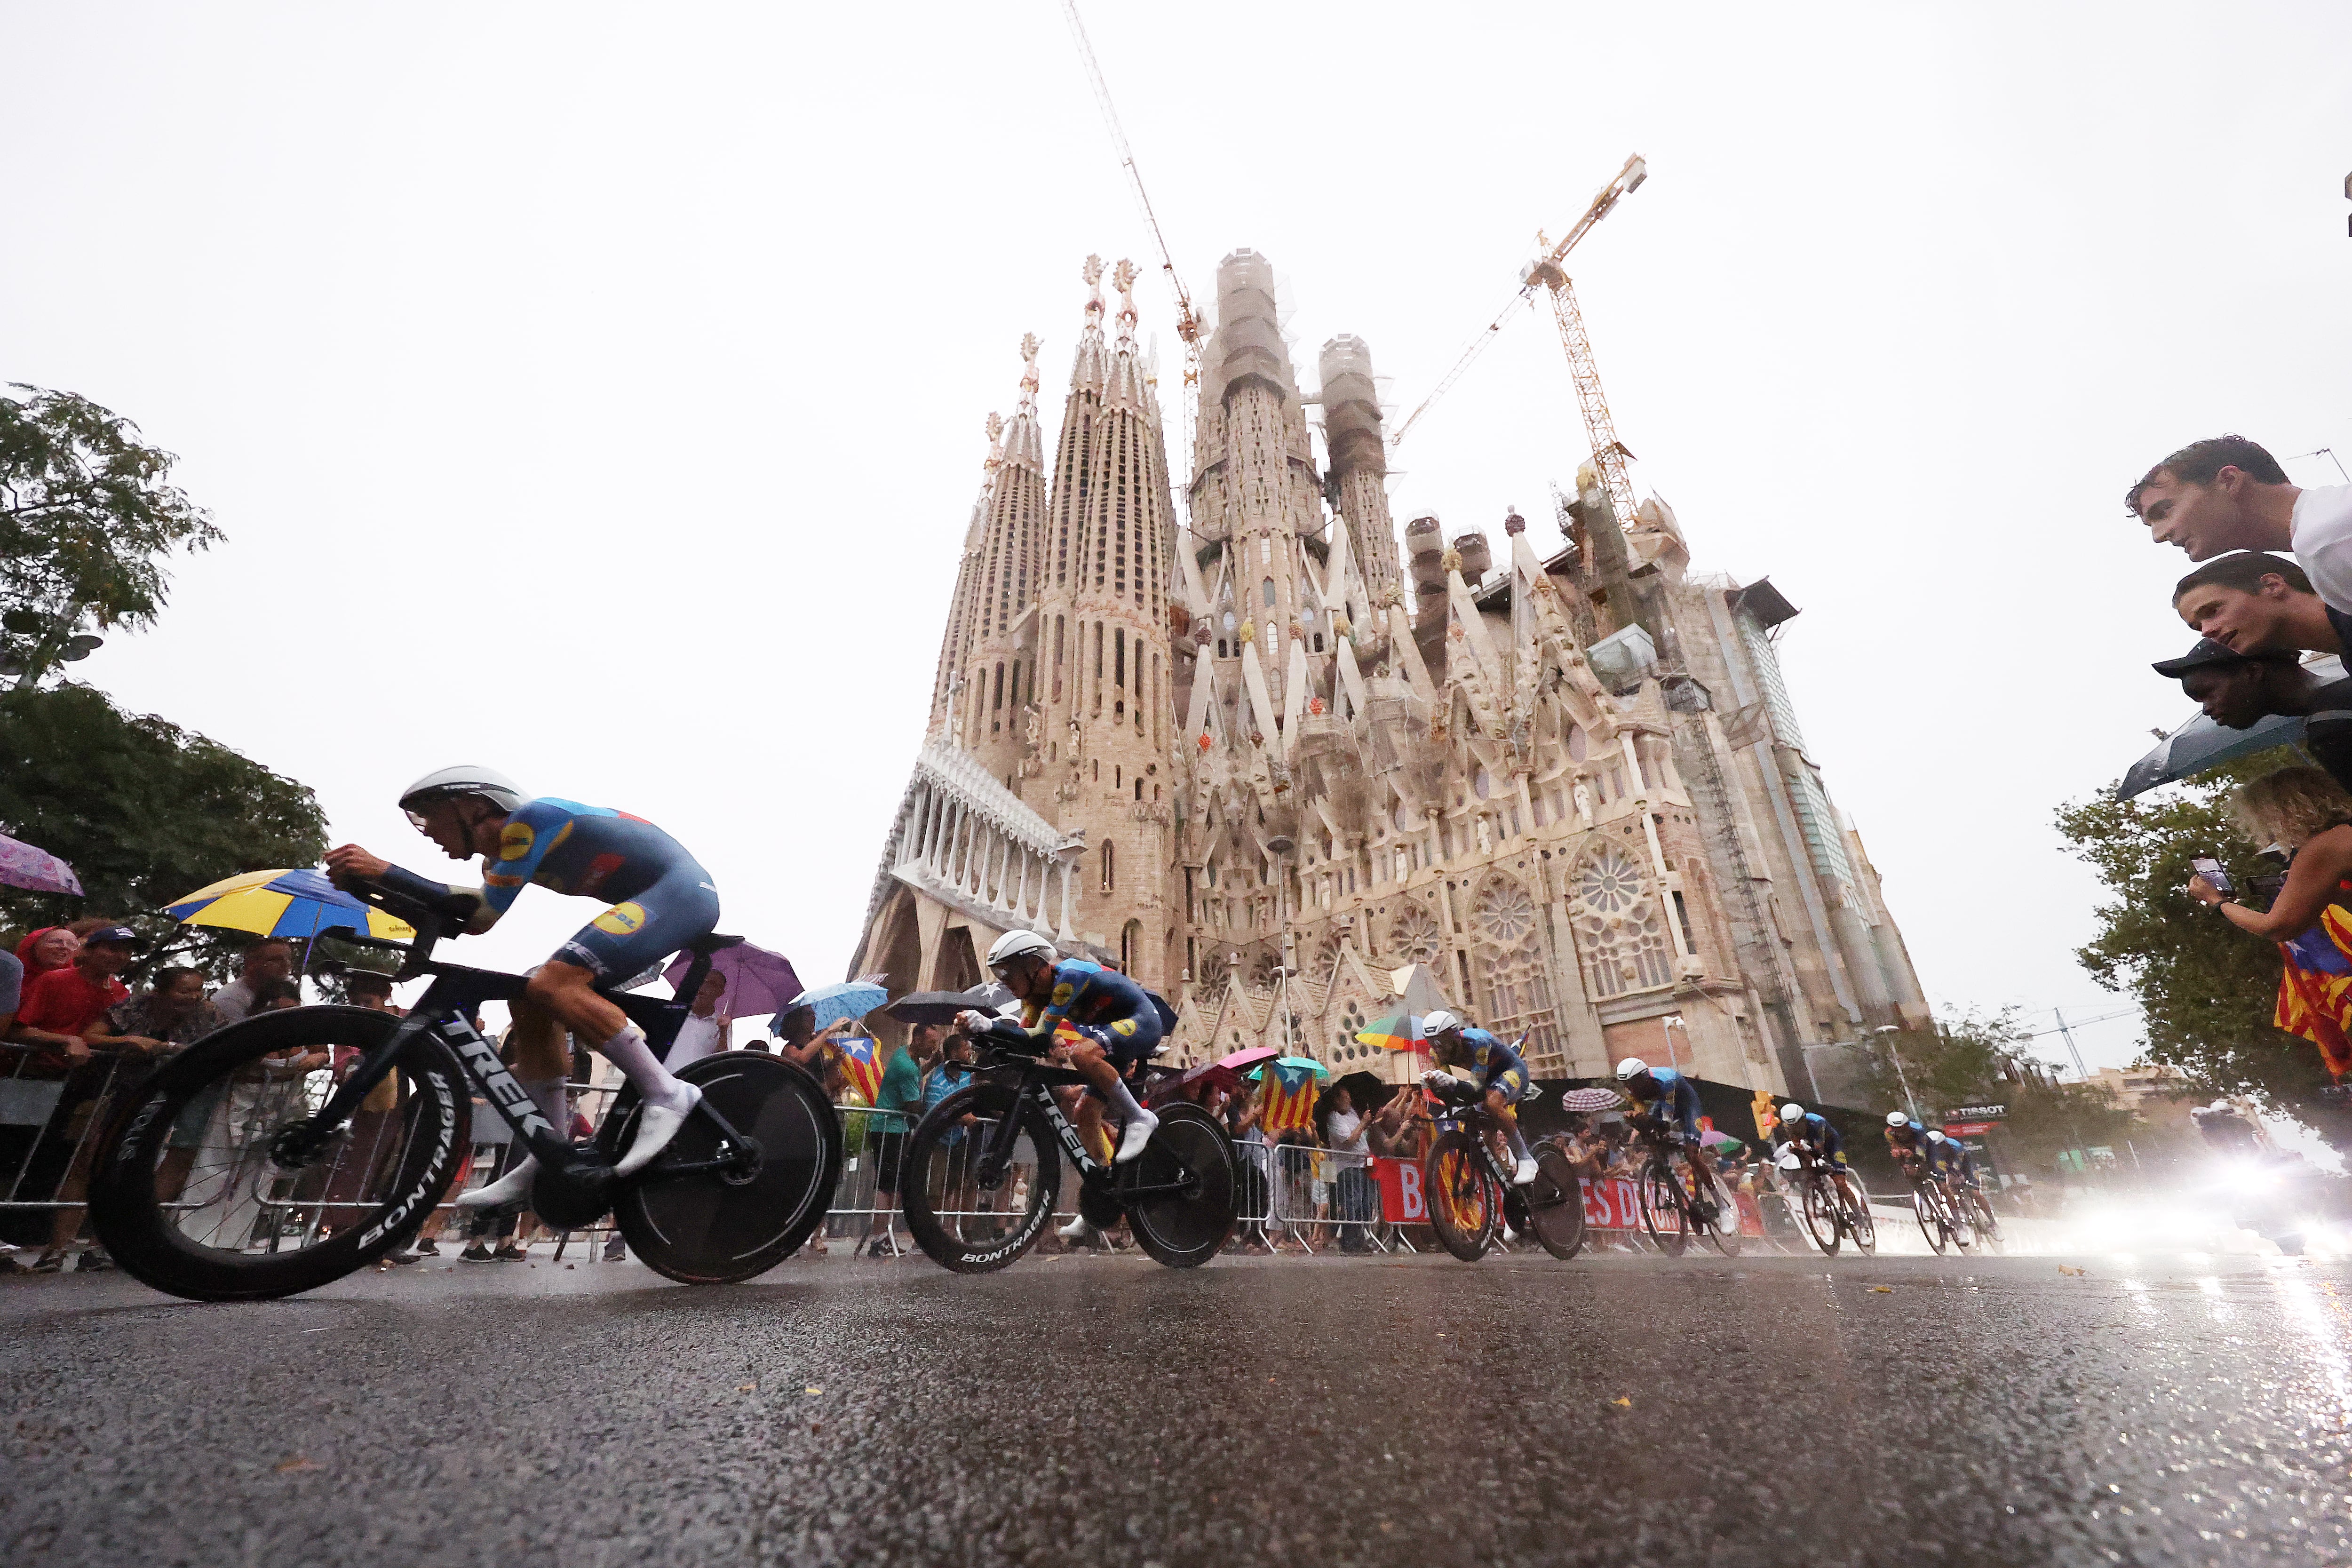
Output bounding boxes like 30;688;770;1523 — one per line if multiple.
165;868;416;941
1355;1010;1430;1054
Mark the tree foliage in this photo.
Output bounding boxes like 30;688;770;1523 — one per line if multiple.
0;683;326;972
2054;754;2349;1144
0;385;220;679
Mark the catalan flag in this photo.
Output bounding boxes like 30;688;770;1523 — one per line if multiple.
836;1032;887;1105
1253;1057;1328;1137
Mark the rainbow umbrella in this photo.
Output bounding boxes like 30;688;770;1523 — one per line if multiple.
165;868;416;941
1354;1010;1429;1053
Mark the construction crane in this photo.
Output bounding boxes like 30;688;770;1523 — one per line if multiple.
1388;156;1649;506
1060;1;1205;479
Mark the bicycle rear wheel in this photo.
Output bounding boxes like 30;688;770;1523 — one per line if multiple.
901;1083;1060;1273
1846;1182;1878;1254
1119;1103;1234;1267
1639;1159;1691;1258
1970;1191;2002;1250
1800;1177;1842;1256
89;1008;469;1302
1522;1143;1586;1260
604;1052;841;1284
1424;1131;1500;1262
1695;1168;1742;1257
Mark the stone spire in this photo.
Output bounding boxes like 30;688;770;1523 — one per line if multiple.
1033;256;1179;983
1317;334;1401;599
935;336;1050;788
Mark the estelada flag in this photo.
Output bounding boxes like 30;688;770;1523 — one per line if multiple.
837;1033;887;1104
1259;1059;1321;1137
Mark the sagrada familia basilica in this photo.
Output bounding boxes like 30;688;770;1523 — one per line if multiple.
850;249;1931;1099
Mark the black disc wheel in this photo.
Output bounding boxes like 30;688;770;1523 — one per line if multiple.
1695;1168;1743;1258
88;1008;470;1302
901;1082;1060;1273
1424;1131;1501;1262
1118;1103;1235;1268
1846;1181;1879;1254
601;1052;841;1284
1970;1194;2002;1250
1522;1143;1586;1260
1914;1187;1949;1254
1639;1159;1692;1258
1801;1178;1842;1256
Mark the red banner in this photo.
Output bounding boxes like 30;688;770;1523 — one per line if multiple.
1373;1156;1425;1223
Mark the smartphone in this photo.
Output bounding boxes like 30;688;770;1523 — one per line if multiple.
2192;856;2234;896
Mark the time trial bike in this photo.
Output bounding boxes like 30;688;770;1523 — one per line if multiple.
88;881;841;1299
1903;1162;1975;1254
899;1016;1236;1271
1772;1142;1877;1256
1627;1111;1742;1258
1420;1076;1584;1262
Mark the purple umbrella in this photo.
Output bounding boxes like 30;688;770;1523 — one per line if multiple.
0;831;82;896
662;940;803;1020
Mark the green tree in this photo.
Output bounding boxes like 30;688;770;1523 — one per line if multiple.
0;683;327;971
0;385;220;684
2054;753;2351;1148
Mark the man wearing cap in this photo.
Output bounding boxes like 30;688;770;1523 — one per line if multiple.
6;927;149;1273
2154;638;2352;795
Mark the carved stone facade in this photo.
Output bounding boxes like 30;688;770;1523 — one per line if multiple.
856;251;1931;1100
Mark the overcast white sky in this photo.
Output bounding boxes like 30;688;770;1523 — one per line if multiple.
5;3;2349;1076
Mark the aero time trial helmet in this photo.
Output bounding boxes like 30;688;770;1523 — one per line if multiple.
985;929;1057;974
398;766;527;827
1886;1110;1911;1128
1926;1130;1946;1144
1614;1056;1651;1081
1780;1103;1806;1122
1422;1008;1462;1036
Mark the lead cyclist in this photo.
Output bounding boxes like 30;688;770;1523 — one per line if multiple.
324;766;716;1206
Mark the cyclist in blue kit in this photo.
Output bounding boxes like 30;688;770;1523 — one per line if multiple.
957;929;1162;1166
325;766;718;1206
1421;1010;1539;1184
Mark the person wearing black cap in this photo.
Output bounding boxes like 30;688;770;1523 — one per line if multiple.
2155;638;2352;796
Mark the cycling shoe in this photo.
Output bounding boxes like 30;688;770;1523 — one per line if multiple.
615;1083;703;1178
456;1156;538;1209
1512;1157;1538;1186
1115;1108;1159;1164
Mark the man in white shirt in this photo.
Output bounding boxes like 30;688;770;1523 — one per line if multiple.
2131;435;2352;644
208;939;296;1023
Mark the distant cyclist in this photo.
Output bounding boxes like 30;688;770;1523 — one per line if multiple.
1616;1057;1722;1217
1928;1130;1988;1217
1883;1109;1929;1177
1421;1010;1537;1185
325;767;718;1205
958;931;1162;1170
1771;1102;1861;1211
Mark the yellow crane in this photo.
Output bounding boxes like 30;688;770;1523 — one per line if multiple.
1390;154;1650;536
1060;1;1205;473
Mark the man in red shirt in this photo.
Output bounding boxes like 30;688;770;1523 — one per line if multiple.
7;926;148;1272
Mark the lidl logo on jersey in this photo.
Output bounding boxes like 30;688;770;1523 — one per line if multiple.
498;822;536;862
593;901;647;936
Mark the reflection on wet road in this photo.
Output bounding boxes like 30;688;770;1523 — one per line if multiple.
2;1252;2345;1566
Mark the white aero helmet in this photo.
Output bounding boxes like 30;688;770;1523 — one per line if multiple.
1887;1110;1912;1128
1614;1056;1651;1081
398;765;527;823
1780;1103;1806;1122
1926;1130;1947;1144
1421;1008;1462;1035
985;929;1057;972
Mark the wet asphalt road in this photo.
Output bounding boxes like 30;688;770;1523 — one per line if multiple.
2;1249;2347;1568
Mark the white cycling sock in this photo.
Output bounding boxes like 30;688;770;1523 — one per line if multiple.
523;1077;569;1139
1102;1074;1149;1125
598;1024;692;1112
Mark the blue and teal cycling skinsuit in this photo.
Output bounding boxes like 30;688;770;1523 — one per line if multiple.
387;797;719;982
1021;957;1164;1079
1448;1027;1531;1102
1629;1066;1704;1139
1927;1135;1976;1188
1774;1110;1848;1168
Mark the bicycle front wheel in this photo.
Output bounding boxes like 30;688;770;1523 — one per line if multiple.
1696;1168;1742;1258
1522;1142;1586;1260
89;1008;470;1302
606;1052;841;1284
1423;1131;1500;1262
1639;1159;1691;1258
1800;1177;1842;1256
1846;1182;1878;1254
1970;1192;2002;1250
1913;1187;1949;1254
901;1083;1059;1273
1119;1102;1235;1268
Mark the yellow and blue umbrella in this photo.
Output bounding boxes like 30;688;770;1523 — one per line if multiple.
165;868;416;941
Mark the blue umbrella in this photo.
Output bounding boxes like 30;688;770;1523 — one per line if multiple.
779;979;889;1032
